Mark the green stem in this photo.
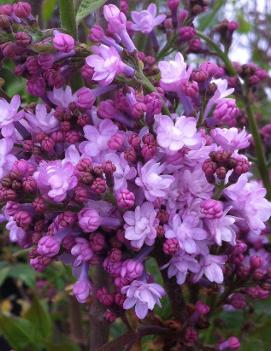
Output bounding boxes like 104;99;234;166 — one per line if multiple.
58;0;77;39
244;99;271;197
196;30;271;198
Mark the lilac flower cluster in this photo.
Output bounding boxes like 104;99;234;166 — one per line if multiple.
0;1;271;349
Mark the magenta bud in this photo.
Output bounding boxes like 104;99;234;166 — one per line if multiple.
179;26;196;42
250;255;262;269
15;32;32;47
0;4;13;15
89;232;105;252
167;0;179;11
53;32;75;53
108;133;124;151
37;235;60;258
163;238;179;255
116;189;135;209
200;199;223;219
120;259;144;281
104;309;116;323
89;24;105;42
218;336;240;350
78;208;101;233
13;2;32;18
195;301;210;315
76;87;95;109
14;210;32;228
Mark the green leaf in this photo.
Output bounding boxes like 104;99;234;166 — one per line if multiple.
24;297;53;340
76;0;107;24
0;314;40;351
9;263;36;288
237;13;252;34
198;0;225;31
42;0;57;24
46;337;81;351
0;266;10;286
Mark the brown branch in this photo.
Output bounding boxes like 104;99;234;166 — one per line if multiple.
88;266;110;351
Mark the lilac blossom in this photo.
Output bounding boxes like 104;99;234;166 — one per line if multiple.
131;3;166;34
165;213;207;254
25;104;59;133
73;263;92;303
103;4;136;52
0;138;17;179
204;211;237;246
0;95;21;137
224;174;271;234
179;168;214;200
158;52;192;92
34;160;77;202
103;153;137;191
211;127;251;152
122;280;165;319
194;254;227;284
155;114;201;152
6;218;26;243
136;160;174;201
204;79;234;119
124;202;158;249
47;86;76;108
164;251;200;284
80;119;118;160
86;45;134;86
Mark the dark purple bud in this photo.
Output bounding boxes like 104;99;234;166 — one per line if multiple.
15;32;32;47
13;2;32;18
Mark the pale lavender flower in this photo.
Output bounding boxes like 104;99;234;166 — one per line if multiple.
0;138;17;179
25;104;59;134
65;145;82;165
122;280;165;319
34;160;77;202
80;119;118;160
204;79;234;119
73;263;92;303
131;3;166;34
158;52;192;92
136;160;174;201
179;168;214;200
6;218;26;243
124;201;158;249
155;115;201;152
204;210;237;246
71;238;94;267
103;4;136;52
164;251;200;285
165;213;207;254
194;254;227;284
86;45;134;86
47;86;76;108
224;174;271;234
0;95;21;137
103;153;137;191
211;127;251;152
